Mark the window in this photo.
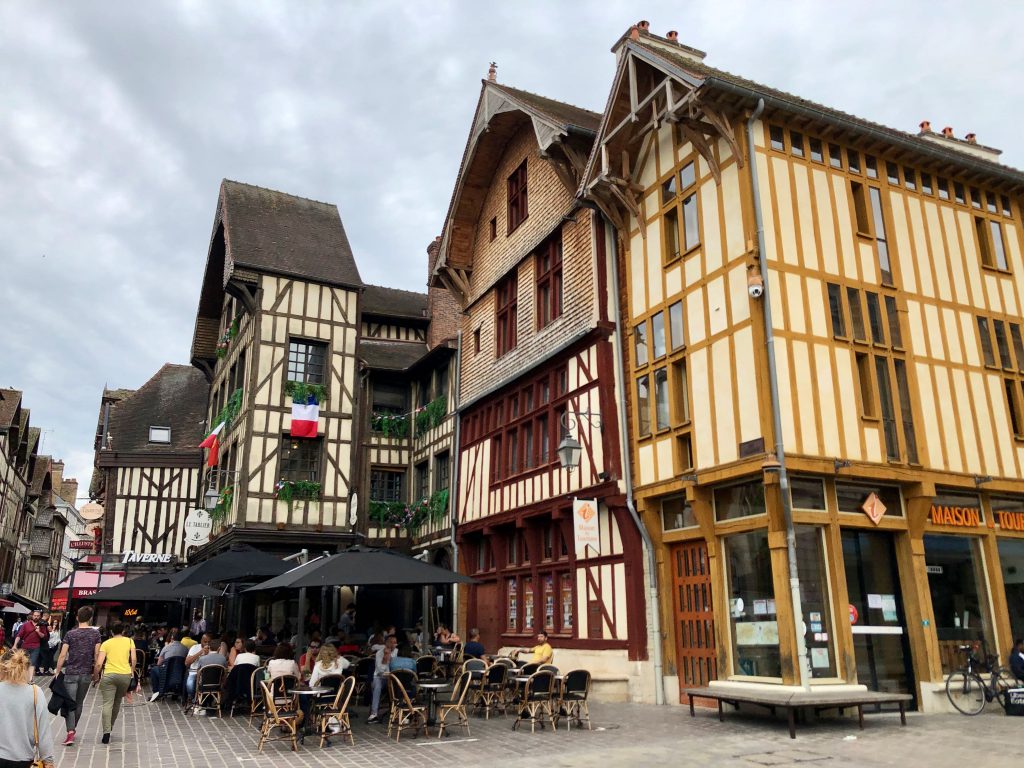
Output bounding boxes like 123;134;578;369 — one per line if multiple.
672;360;690;424
652;311;666;358
994;320;1012;370
484;365;567;481
847;288;867;341
856;352;876;418
669;301;685;350
535;236;563;328
828;143;842;168
370;468;403;502
827;283;846;338
661;174;677;203
904;168;916;190
664;208;680;261
865;292;885;345
434;451;450;492
954;182;965;204
847;149;861;174
835;482;903;516
682;191;700;251
473;327;481;355
970;187;982;209
886;162;900;184
287;339;327;384
809;138;823;163
921;173;933;195
679;161;696;191
978;317;996;367
1007;380;1024;437
976;217;1009;270
725;529;781;678
769;125;785;151
637;375;651;437
790;131;804;157
414;461;429;500
1010;324;1024;373
893;359;919;463
989;220;1009;270
875;357;899;460
675;433;694;472
884;296;902;348
796;525;837;677
489;217;497;241
868;187;893;284
865;155;878;179
714;480;766;522
661;496;697;530
790;477;827;510
1002;195;1012;217
148;426;171;444
634;321;648;366
654;368;670;431
986;192;998;214
280;436;322;483
507;160;528;232
495;274;518;356
937;178;950;200
850;181;870;234
372;381;406;418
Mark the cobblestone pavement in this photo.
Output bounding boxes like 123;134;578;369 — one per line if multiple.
48;684;1020;768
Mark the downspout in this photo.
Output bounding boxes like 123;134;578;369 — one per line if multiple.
746;99;811;689
606;219;665;706
448;331;463;636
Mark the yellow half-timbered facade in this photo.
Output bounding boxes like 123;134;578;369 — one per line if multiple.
585;22;1024;710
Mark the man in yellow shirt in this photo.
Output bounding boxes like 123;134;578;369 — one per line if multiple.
94;623;136;744
516;631;553;665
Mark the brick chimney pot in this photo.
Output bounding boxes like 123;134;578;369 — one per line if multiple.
667;30;679;41
487;62;497;83
965;133;977;144
942;126;954;138
919;120;931;133
638;19;650;31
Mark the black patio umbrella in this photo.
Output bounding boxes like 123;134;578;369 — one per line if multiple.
85;573;221;601
171;544;289;587
244;545;476;591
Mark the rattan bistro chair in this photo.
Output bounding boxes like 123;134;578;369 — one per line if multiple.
513;670;556;733
134;650;147;689
318;675;356;748
558;670;592;731
247;666;268;725
416;655;440;678
257;681;299;752
436;671;473;738
387;674;427;742
194;664;227;715
477;662;508;719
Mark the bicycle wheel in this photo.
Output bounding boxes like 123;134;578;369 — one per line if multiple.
946;671;986;715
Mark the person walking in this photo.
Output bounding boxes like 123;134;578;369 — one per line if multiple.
0;648;55;768
94;622;136;744
53;606;101;747
12;609;49;679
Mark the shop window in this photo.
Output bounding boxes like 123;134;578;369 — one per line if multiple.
523;577;535;631
835;482;903;517
561;574;574;631
795;526;837;678
662;495;697;531
724;529;781;678
507;578;518;632
714;480;766;522
790;477;827;511
543;575;557;632
996;525;1024;641
923;534;995;674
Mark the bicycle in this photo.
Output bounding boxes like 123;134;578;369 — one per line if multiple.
945;644;1017;715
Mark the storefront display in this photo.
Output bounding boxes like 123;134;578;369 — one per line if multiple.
795;525;836;678
724;529;780;678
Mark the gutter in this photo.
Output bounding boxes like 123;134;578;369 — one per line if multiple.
605;218;665;706
449;330;464;635
746;99;811;689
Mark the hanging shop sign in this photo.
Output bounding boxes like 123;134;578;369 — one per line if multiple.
573;498;600;557
861;493;888;525
182;508;213;547
69;539;95;550
928;504;983;528
121;551;175;564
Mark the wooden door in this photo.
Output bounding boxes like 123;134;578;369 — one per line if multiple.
473;582;500;651
671;540;717;699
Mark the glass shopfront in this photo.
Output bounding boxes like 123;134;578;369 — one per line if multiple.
795;525;837;678
997;537;1024;642
724;529;781;678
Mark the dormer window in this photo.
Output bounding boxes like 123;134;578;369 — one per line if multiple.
149;426;171;444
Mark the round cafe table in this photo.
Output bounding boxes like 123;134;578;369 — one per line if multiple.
288;687;331;736
417;680;452;726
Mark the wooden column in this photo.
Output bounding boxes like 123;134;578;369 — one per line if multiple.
980;493;1012;660
765;473;800;685
900;482;941;686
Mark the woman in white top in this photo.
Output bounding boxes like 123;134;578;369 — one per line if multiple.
266;643;301;680
309;644;351;687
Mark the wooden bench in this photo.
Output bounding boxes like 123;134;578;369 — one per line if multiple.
684;686;913;739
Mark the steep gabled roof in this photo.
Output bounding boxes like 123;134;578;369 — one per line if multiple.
488;83;601;134
362;285;428;321
106;364;209;455
0;388;22;428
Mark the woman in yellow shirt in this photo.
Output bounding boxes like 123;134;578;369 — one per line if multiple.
94;623;136;744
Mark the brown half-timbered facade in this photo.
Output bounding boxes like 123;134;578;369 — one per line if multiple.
585;21;1024;710
432;72;649;700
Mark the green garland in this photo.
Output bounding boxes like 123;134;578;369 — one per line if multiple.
369;488;449;533
275;479;322;511
212;388;243;430
371;411;410;438
215;314;243;359
284;381;329;403
209;485;234;526
414;396;447;435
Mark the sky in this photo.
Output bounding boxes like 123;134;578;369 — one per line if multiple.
1;0;1021;497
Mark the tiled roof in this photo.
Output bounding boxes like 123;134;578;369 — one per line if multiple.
103;388;135;402
489;83;601;134
107;364;209;454
30;456;50;496
221;180;363;289
362;285;428;320
0;388;22;428
357;340;429;372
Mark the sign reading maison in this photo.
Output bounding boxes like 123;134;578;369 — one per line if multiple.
929;504;983;528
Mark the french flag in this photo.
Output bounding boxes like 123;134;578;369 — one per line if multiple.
290;394;320;438
199;421;224;467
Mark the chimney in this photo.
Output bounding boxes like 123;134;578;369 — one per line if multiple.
965;133;977;144
666;30;679;42
61;479;79;506
942;126;954;138
628;25;640;41
637;19;650;32
918;120;931;133
487;62;497;83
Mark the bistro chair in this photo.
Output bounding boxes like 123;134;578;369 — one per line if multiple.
386;674;427;742
476;662;508;719
161;656;186;703
436;671;473;738
511;662;540;704
353;657;375;703
134;650;147;688
513;670;556;733
538;664;559;675
247;666;268;725
318;675;356;748
416;654;440;679
558;670;592;731
223;663;257;718
257;681;300;752
460;658;487;702
194;664;227;715
450;642;465;666
270;674;299;712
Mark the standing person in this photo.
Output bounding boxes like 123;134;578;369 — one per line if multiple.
1009;638;1024;683
46;616;62;674
0;649;55;768
94;622;136;744
12;610;49;679
338;603;357;637
367;634;397;724
189;610;206;638
52;606;101;747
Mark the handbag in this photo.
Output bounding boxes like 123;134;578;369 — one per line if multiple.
31;685;47;768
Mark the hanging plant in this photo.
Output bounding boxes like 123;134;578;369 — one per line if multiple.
209;485;235;526
275;479;322;511
368;488;449;534
284;381;329;403
214;314;243;359
371;411;410;439
414;396;447;435
212;388;244;430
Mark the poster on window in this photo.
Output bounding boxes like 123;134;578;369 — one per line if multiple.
573;498;600;557
507;578;517;632
561;574;573;630
523;578;534;630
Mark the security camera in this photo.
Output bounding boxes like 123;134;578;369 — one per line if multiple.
747;272;764;299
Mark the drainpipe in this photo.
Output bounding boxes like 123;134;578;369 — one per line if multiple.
746;98;811;689
448;330;463;636
606;219;666;706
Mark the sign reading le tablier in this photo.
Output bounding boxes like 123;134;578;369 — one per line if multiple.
573;498;600;557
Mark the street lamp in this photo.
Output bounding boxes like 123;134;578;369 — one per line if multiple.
202;469;239;511
556;411;602;472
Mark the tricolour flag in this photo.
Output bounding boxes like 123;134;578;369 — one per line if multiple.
199;421;225;467
291;394;319;438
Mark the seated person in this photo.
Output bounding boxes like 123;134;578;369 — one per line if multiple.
433;623;461;646
463;628;486;659
180;628;198;650
233;639;261;669
148;628;188;701
298;637;322;679
1009;638;1024;683
184;634;227;702
335;633;361;655
323;625;340;645
267;643;301;680
367;635;398;724
309;644;351;687
366;631;386;655
514;630;553;665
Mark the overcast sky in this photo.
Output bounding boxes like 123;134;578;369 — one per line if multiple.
1;0;1021;497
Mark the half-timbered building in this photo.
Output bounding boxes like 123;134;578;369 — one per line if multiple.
584;21;1024;710
432;71;650;700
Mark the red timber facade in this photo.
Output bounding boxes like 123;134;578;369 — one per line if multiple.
432;72;650;700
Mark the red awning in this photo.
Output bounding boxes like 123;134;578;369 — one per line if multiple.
51;572;126;605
